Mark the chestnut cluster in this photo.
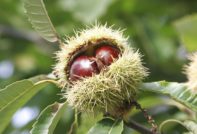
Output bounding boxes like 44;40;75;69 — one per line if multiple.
69;44;120;81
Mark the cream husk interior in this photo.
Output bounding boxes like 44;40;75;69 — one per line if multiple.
54;25;148;114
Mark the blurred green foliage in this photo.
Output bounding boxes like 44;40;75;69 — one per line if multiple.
174;14;197;52
0;0;197;134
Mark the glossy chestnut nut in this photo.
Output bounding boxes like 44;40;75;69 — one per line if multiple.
69;55;99;81
96;45;120;66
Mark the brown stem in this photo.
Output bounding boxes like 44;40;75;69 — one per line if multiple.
131;101;158;134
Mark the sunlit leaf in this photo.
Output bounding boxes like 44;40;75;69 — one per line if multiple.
174;14;197;52
88;118;123;134
0;76;55;133
24;0;61;43
140;81;197;112
183;120;197;134
31;102;67;134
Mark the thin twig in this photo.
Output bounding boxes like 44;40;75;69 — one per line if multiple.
131;101;158;134
124;120;153;134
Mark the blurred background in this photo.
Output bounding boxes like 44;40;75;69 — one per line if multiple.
0;0;197;134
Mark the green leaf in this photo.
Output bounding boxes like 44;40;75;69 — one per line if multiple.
29;74;53;83
159;119;197;134
140;81;197;112
24;0;61;43
77;113;103;134
183;120;197;134
174;14;197;52
31;102;67;134
67;110;78;134
0;77;54;133
88;118;123;134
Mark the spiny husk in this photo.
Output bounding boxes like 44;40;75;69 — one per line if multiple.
54;25;128;88
54;25;148;116
185;52;197;92
66;47;148;115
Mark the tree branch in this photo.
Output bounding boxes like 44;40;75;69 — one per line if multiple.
0;24;49;45
0;24;58;53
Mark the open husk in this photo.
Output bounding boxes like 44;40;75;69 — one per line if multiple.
54;25;148;116
185;52;197;92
